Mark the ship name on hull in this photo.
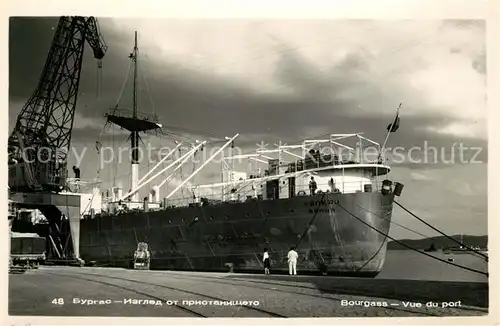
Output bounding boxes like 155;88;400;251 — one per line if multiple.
304;199;336;214
305;199;336;207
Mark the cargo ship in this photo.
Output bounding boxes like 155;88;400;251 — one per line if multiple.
73;32;404;277
8;27;403;277
78;159;398;276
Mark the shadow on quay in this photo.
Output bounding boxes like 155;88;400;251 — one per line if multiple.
224;274;489;309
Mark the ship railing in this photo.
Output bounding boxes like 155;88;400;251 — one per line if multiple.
220;178;257;200
106;108;159;123
251;133;385;171
244;152;386;174
223;134;388;179
217;164;390;198
65;178;101;194
161;179;389;208
277;179;383;196
246;153;389;178
283;154;386;171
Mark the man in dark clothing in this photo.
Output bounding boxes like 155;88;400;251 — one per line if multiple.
72;166;81;179
309;176;317;195
263;248;270;275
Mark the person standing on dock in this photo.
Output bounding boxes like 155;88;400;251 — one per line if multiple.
287;247;298;275
263;248;270;275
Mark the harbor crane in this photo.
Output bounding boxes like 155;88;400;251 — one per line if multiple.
8;16;107;264
8;16;107;192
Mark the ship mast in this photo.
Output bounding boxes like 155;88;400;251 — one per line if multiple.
105;31;162;204
131;31;140;202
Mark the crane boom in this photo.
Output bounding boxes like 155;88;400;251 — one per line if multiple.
8;16;107;193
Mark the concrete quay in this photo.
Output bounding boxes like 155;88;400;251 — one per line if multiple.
9;266;488;318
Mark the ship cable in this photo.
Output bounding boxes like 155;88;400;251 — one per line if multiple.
253;198;277;256
350;202;438;273
354;202;485;270
350;202;433;273
138;53;226;142
110;59;134;115
80;90;114;216
294;193;327;250
81;125;131;216
354;203;430;239
292;193;330;270
327;196;359;272
104;56;133;189
335;202;488;277
394;200;488;262
352;237;387;274
140;58;156;117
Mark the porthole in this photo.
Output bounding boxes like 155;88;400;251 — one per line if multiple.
245;213;250;218
181;218;185;223
209;216;213;221
168;220;172;224
224;215;229;220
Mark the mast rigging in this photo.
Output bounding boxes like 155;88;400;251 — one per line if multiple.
105;31;162;203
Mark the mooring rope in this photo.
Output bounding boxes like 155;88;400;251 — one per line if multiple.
335;201;488;277
394;200;488;261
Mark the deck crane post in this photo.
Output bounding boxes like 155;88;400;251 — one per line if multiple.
8;16;107;265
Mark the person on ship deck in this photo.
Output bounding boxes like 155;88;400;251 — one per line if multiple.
309;177;317;195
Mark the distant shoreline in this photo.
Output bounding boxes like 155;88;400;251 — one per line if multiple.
387;234;487;251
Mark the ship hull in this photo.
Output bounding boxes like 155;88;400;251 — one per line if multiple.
79;192;394;277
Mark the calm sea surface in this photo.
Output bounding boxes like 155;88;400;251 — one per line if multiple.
377;249;488;283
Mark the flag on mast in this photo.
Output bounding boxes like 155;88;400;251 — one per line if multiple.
379;103;403;160
386;103;402;133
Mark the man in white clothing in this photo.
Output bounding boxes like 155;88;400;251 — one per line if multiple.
287;247;298;275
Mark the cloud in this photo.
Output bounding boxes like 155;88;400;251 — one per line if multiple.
410;171;431;181
9;18;486;144
389;163;487;238
100;19;486;137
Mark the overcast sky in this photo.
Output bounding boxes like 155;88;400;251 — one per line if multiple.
8;17;487;239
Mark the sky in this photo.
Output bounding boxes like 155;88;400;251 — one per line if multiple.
8;17;487;239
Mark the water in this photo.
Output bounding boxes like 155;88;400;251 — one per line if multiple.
377;250;488;283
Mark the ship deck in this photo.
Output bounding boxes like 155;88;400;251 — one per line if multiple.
8;266;488;318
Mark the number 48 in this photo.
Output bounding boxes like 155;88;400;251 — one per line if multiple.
52;298;64;305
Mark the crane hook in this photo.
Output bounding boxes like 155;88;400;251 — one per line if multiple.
96;59;103;99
